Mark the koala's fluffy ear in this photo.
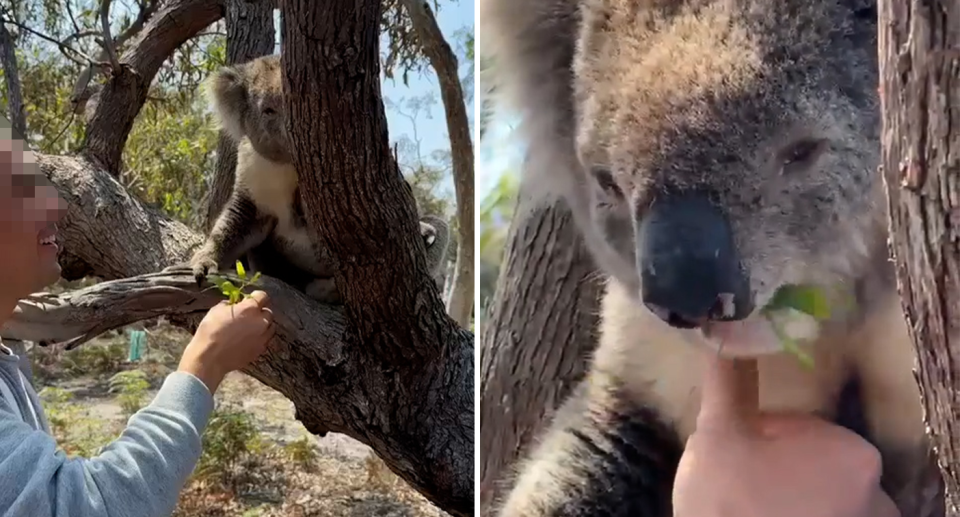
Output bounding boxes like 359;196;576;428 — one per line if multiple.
205;65;248;142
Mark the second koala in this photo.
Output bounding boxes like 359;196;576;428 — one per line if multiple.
192;55;449;302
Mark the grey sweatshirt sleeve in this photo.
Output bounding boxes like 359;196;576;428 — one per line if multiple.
0;371;214;517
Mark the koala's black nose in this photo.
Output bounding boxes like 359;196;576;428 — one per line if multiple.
636;192;753;329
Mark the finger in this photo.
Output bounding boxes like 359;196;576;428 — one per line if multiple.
695;355;759;435
260;320;277;341
247;290;270;308
865;488;901;517
755;412;828;438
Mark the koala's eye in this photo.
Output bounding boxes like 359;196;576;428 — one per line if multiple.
779;138;828;174
590;166;624;200
262;107;277;116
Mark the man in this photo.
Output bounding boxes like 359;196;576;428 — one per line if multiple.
0;122;276;516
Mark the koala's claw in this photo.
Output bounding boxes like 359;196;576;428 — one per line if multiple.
191;258;219;287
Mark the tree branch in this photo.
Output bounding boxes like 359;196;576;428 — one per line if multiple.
98;0;122;73
0;270;345;355
399;0;475;327
70;0;160;117
81;0;224;174
37;153;201;281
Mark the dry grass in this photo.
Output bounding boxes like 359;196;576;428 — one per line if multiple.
29;321;447;517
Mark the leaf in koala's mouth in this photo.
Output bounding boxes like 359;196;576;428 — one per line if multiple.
759;284;838;369
762;284;832;320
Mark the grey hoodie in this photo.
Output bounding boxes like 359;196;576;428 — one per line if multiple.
0;339;214;517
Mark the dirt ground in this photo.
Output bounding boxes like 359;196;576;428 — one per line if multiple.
25;323;448;517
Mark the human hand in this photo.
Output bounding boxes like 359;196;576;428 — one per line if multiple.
672;356;900;517
178;290;275;393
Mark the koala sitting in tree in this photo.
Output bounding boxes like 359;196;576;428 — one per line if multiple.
190;55;450;303
480;0;942;515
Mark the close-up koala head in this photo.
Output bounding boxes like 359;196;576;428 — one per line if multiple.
571;1;881;343
484;0;885;355
207;54;290;164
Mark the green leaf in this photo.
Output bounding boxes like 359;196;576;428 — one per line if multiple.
250;272;262;284
235;260;247;280
771;322;815;370
214;279;236;294
764;284;831;320
228;290;241;305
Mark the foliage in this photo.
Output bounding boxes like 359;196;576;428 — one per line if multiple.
38;386;113;458
478;173;518;319
108;369;151;417
58;339;127;377
194;402;265;489
282;435;318;470
208;260;263;305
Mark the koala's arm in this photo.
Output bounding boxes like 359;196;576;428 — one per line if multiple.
497;382;682;517
419;215;450;278
191;192;277;281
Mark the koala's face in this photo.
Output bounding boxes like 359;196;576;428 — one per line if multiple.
571;0;880;347
209;55;290;163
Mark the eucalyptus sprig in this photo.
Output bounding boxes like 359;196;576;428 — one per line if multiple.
206;260;262;305
760;284;848;369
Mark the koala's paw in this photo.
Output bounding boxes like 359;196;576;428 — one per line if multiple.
190;254;220;287
305;277;342;304
420;221;438;246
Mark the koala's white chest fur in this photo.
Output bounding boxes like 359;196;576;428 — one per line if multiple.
592;279;925;453
235;139;328;275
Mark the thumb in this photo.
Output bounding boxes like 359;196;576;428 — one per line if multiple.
246;290;270;309
696;355;760;435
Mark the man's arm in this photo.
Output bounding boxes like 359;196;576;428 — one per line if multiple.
0;371;214;517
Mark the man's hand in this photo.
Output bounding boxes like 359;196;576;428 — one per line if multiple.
672;356;900;517
178;290;275;393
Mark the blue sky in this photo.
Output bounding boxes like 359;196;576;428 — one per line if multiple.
379;0;475;202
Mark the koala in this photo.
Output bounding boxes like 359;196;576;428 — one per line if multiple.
191;55;450;303
420;214;452;291
480;0;942;515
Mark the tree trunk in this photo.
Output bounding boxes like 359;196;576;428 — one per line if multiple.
0;0;474;514
0;21;26;140
878;0;960;514
203;0;276;231
478;190;602;515
400;0;475;327
280;0;473;512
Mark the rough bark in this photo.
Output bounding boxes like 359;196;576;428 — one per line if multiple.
878;0;960;514
278;3;473;510
400;0;475;327
0;21;26;139
203;0;276;231
478;192;603;515
40;153;201;280
0;0;474;514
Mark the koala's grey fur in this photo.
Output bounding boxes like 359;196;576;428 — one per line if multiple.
479;0;941;515
191;55;450;303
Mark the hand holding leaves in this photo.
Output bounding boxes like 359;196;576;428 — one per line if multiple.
207;260;262;305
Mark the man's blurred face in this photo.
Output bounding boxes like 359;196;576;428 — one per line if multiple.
0;126;66;300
